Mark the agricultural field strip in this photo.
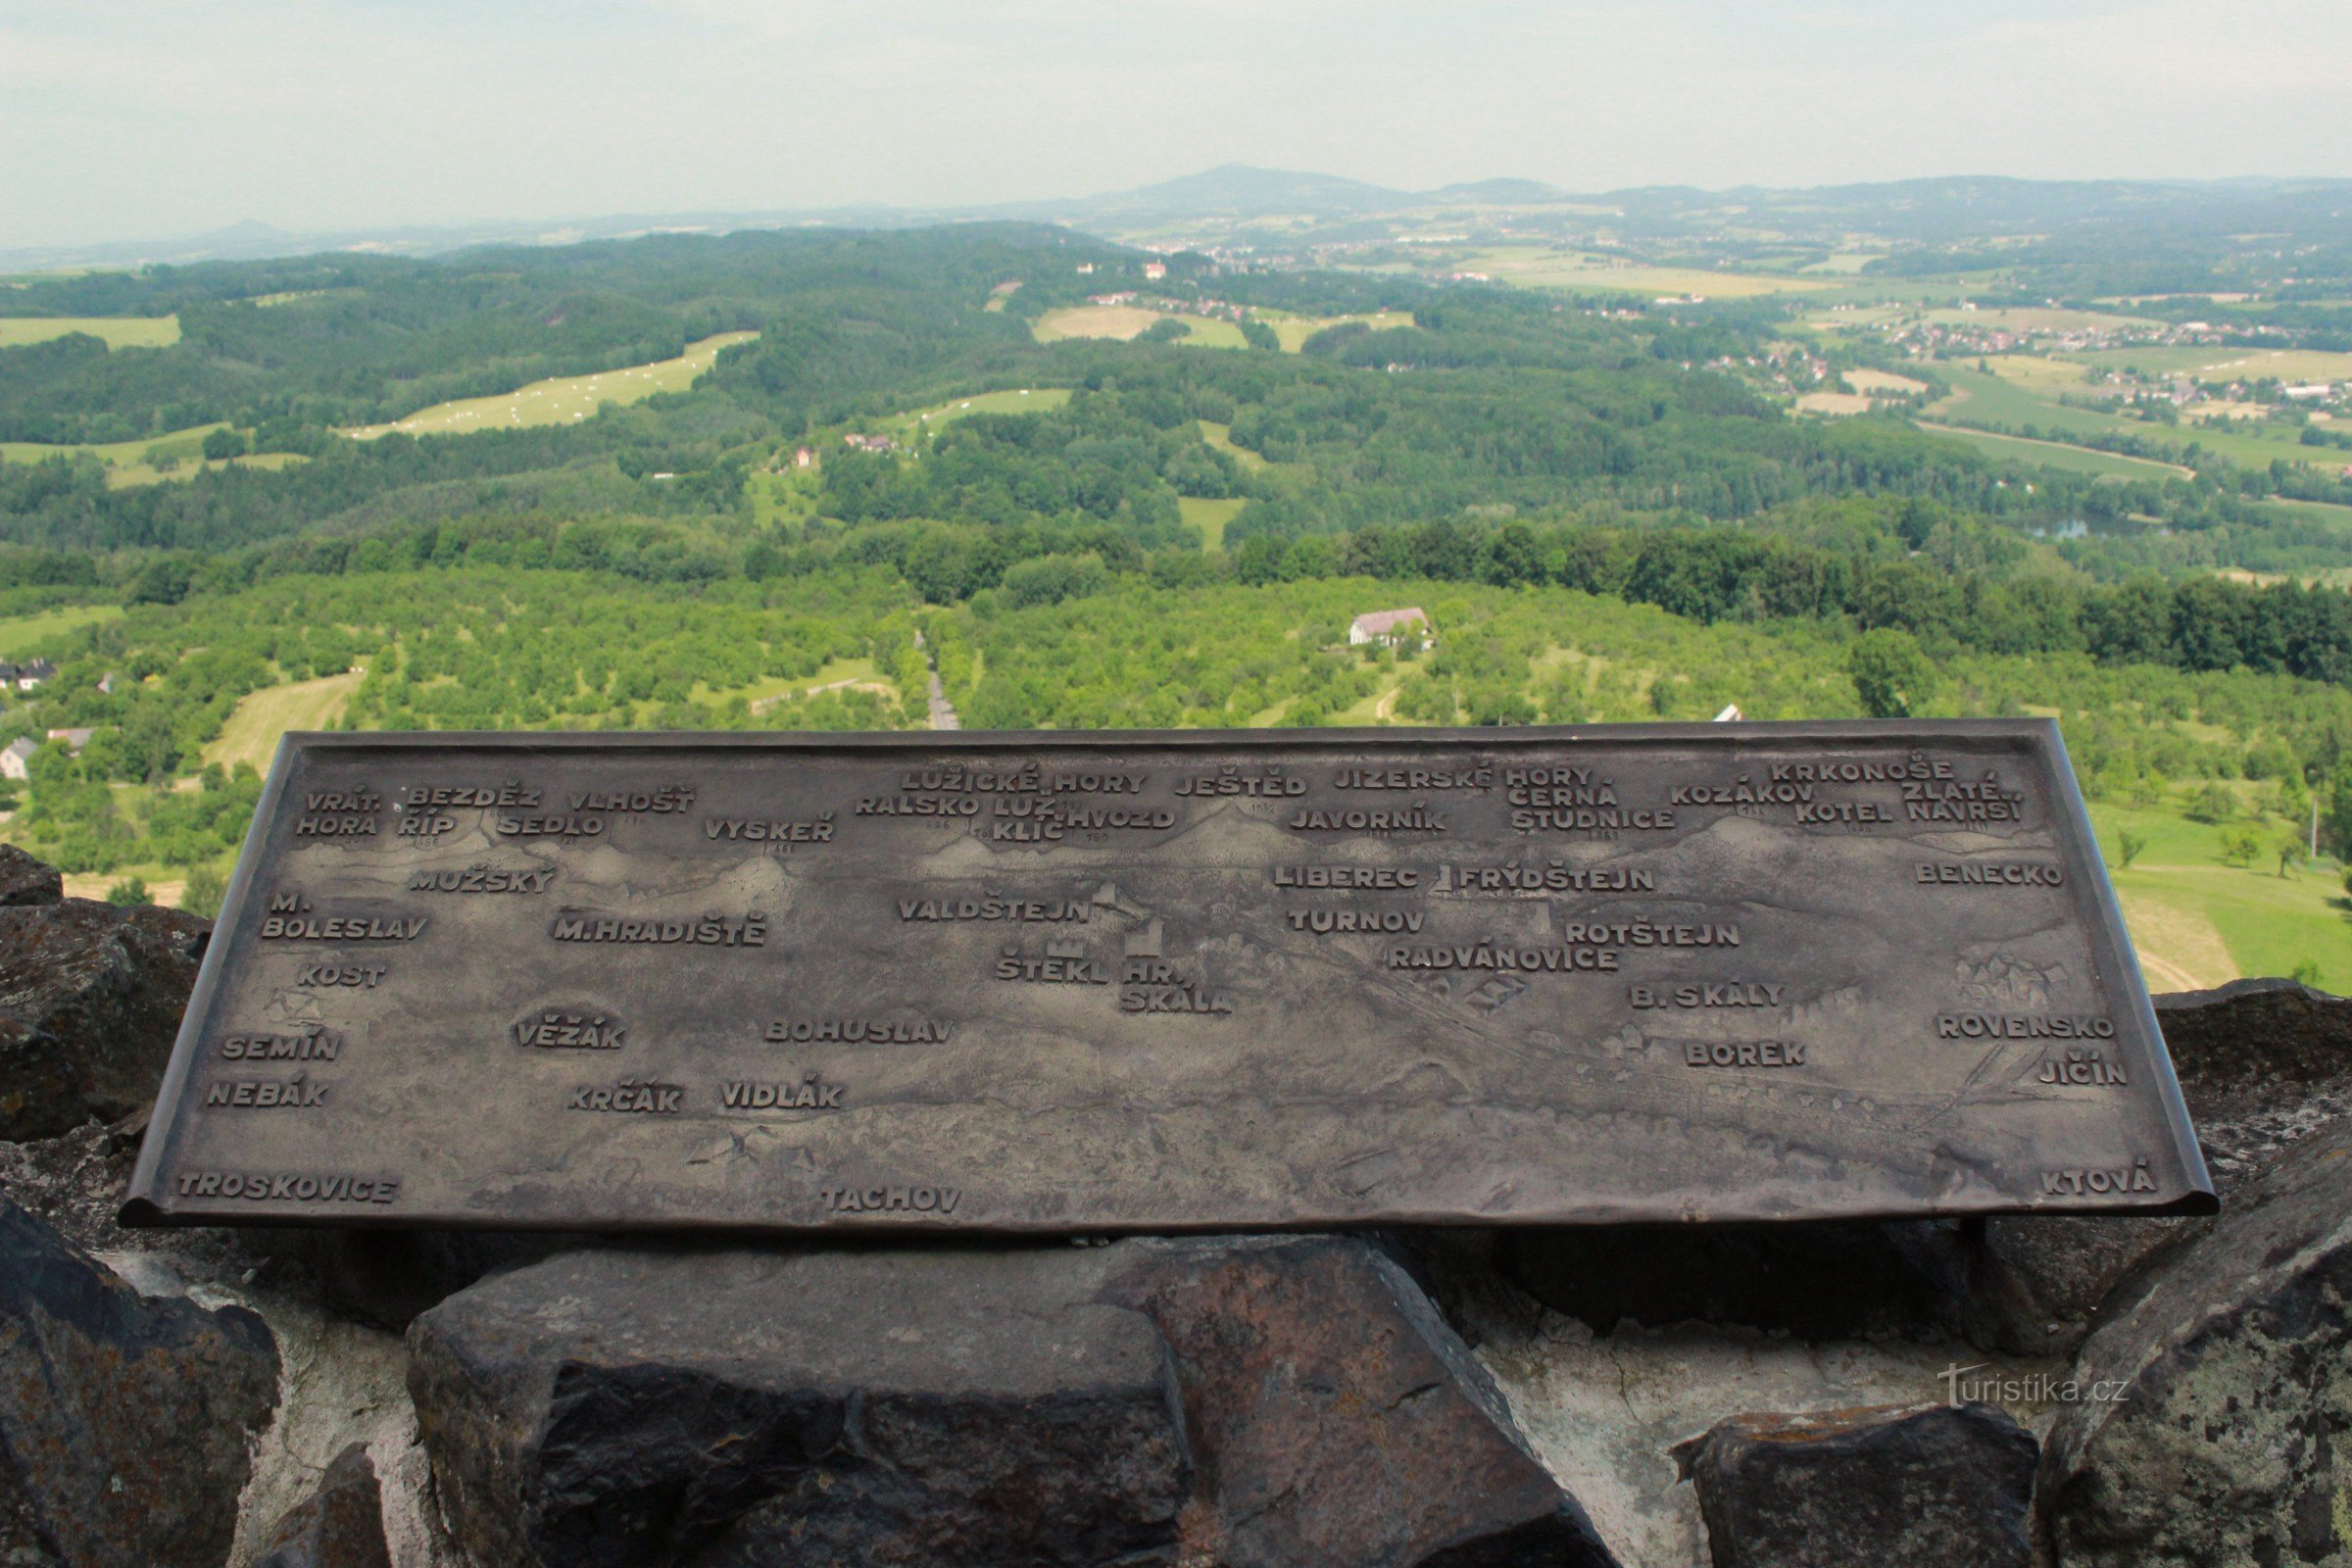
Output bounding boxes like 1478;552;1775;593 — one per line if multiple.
0;317;180;349
341;330;759;439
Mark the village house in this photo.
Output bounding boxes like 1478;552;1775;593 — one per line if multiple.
0;737;36;781
1348;608;1431;648
841;433;896;454
0;660;54;693
1144;261;1167;281
45;727;94;755
793;447;815;469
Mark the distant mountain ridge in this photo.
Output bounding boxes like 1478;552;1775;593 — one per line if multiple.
7;165;2350;273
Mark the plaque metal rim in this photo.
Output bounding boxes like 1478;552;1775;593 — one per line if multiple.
122;717;2220;1233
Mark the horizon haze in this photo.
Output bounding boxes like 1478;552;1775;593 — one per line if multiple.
7;0;2352;252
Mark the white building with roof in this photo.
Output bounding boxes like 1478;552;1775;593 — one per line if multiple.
1348;608;1430;647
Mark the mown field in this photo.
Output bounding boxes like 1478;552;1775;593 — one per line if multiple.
0;423;254;488
1031;306;1406;353
876;387;1073;441
341;330;759;438
2084;801;2346;992
0;603;122;659
1031;305;1165;343
1446;247;1836;299
2069;346;2352;386
1927;362;2341;473
1913;423;2192;480
0;316;180;350
1031;306;1248;348
199;670;365;772
1251;309;1415;352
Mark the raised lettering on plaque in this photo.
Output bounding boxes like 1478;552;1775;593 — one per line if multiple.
122;722;2215;1233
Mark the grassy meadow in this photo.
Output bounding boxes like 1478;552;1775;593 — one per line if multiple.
1177;496;1245;552
878;387;1072;440
0;603;123;659
341;330;758;439
1032;305;1409;353
1913;422;2193;479
1448;246;1835;299
199;671;367;773
1251;309;1416;352
1924;363;2340;472
1032;305;1165;342
0;316;180;350
2088;802;2352;993
0;423;236;488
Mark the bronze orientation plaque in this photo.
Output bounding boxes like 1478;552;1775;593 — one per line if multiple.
123;721;2215;1234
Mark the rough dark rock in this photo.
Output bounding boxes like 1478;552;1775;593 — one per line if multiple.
2041;1118;2352;1568
287;1228;591;1331
0;1197;279;1568
1494;1220;1970;1341
2158;977;2352;1088
2159;978;2352;1186
1112;1235;1618;1568
1676;1401;2037;1568
252;1442;390;1568
409;1237;1618;1568
0;898;209;1141
408;1245;1193;1568
0;849;60;909
1;1459;63;1567
1960;1212;2207;1356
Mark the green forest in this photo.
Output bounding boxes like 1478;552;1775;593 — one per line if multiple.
5;219;2352;986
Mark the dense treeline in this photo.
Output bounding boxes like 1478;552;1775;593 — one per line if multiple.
19;473;2352;702
0;567;919;871
12;223;2341;572
0;225;1127;443
12;559;2347;873
1217;511;2352;687
943;576;2352;798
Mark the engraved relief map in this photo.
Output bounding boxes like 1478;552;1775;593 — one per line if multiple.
124;721;2216;1233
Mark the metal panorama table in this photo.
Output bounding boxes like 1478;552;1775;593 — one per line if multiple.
123;721;2216;1234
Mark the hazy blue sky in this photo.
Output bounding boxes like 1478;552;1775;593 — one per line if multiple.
6;0;2349;247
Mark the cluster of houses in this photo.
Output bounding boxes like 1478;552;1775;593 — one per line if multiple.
0;662;112;783
1074;260;1173;280
1873;308;2282;364
0;728;93;782
1085;292;1250;325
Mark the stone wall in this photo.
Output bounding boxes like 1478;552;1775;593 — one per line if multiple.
1;847;2345;1568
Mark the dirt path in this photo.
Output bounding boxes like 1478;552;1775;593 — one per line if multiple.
916;630;960;730
748;676;895;716
927;670;959;730
2117;889;2238;993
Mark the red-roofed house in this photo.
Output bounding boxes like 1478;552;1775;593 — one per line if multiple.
1348;608;1430;647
